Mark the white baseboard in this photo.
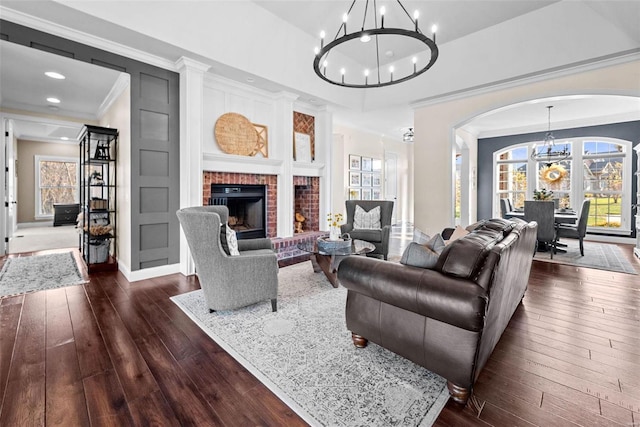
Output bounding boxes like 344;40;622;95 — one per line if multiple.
17;221;54;229
119;262;182;283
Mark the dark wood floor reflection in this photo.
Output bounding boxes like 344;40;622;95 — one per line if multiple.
0;245;638;426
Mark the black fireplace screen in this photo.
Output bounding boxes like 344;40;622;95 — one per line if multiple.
209;184;266;239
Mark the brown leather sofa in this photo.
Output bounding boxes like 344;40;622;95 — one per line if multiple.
337;218;538;404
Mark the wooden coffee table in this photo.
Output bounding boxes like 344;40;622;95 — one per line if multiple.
297;239;375;287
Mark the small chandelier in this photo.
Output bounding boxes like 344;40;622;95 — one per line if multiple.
402;127;414;142
313;0;439;88
530;106;569;165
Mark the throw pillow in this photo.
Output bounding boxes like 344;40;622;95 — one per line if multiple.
220;223;231;255
353;205;381;229
412;228;431;244
400;234;445;269
226;225;240;256
445;225;469;245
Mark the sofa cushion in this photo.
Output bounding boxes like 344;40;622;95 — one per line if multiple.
436;228;504;279
444;225;469;245
354;205;381;229
400;234;445;269
349;228;382;243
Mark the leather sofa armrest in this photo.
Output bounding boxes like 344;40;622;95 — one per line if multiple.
338;256;488;331
237;238;273;252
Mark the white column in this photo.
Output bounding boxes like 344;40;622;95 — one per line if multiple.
274;92;299;238
314;106;333;226
176;56;210;275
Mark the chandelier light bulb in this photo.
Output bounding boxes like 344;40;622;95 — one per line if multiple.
380;6;386;28
414;10;419;30
364;69;369;85
412;56;417;73
432;24;438;43
360;34;371;43
314;47;319;55
342;12;348;35
340;68;346;75
364;69;370;76
320;30;325;48
389;65;394;81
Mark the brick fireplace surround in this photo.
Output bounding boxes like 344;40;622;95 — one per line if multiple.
202;172;325;266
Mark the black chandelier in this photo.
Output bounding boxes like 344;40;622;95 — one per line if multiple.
531;106;569;164
313;0;439;88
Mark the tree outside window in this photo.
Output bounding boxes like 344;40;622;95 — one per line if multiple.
36;156;78;217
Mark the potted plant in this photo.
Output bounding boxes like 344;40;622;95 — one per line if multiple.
533;188;554;201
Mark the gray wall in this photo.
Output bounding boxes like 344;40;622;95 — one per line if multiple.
1;20;181;271
478;120;640;237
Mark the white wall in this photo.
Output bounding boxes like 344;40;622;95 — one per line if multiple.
99;84;131;274
332;124;413;224
413;59;640;236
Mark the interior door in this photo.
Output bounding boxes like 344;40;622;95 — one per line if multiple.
4;119;17;250
384;151;398;225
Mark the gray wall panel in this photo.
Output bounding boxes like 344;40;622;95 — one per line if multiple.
140;223;169;250
140;187;169;213
140;150;169;176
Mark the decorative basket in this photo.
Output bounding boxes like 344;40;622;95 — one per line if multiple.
317;236;352;252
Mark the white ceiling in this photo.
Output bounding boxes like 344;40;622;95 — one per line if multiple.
0;0;639;142
0;40;124;143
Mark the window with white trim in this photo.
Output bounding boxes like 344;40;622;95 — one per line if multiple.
35;155;79;218
494;137;632;234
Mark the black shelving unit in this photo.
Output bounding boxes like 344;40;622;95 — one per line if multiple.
79;125;118;272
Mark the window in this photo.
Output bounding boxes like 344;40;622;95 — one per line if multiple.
35;156;79;218
493;137;632;234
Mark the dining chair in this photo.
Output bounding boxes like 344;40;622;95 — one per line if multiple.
524;200;556;258
500;199;510;218
555;199;591;256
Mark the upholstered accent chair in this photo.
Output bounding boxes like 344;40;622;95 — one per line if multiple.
556;199;591;256
341;200;394;260
524;200;556;258
176;206;279;312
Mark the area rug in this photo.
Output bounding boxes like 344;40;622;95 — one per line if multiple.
171;261;449;427
0;252;86;297
534;240;638;275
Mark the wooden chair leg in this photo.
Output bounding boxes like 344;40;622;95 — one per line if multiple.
271;299;277;312
579;238;584;256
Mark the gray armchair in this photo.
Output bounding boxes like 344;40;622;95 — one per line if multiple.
556;199;591;256
340;200;394;260
524;200;556;258
176;206;279;312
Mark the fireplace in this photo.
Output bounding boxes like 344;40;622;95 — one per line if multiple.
209;184;266;239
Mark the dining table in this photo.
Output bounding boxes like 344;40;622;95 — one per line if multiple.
504;208;578;224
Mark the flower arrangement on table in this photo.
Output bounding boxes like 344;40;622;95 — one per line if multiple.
327;212;344;241
533;188;554;201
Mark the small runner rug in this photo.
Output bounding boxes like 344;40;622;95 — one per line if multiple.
0;251;86;297
171;261;449;427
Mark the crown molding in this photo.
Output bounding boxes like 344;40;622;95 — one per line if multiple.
175;57;211;73
0;6;177;71
96;73;130;119
411;49;640;110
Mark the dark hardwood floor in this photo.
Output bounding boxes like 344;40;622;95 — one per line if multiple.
0;244;638;426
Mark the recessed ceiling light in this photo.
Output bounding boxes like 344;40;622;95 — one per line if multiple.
61;137;69;141
46;97;61;104
45;71;65;80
